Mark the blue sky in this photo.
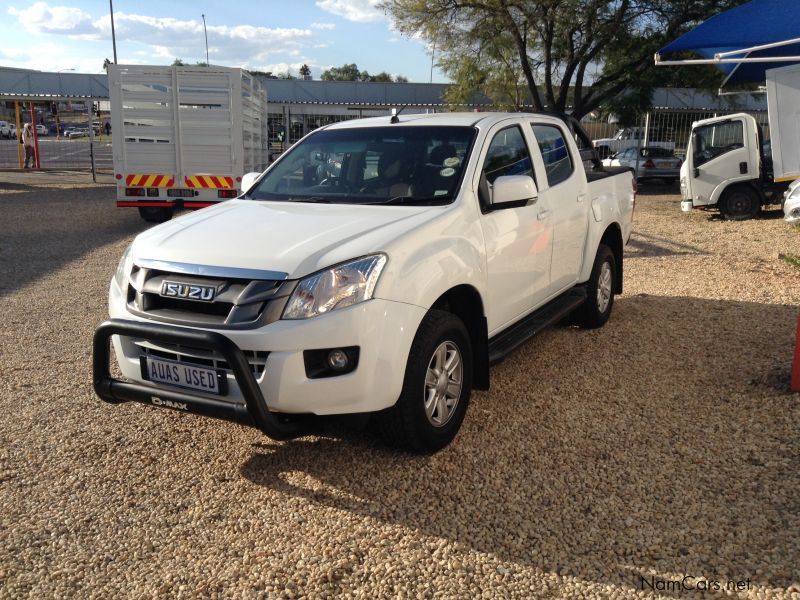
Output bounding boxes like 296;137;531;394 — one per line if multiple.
0;0;446;81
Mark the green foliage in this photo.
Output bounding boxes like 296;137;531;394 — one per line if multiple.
320;63;409;83
171;58;186;66
299;64;312;79
382;0;748;118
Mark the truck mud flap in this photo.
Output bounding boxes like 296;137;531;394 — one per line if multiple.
93;318;313;440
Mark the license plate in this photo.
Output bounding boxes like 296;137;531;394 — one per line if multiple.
141;356;224;395
655;161;671;168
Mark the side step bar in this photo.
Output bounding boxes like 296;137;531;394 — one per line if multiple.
488;287;587;365
93;319;314;440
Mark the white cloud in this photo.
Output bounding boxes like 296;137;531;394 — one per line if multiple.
256;61;308;75
6;3;316;71
310;22;336;30
8;2;94;34
315;0;385;23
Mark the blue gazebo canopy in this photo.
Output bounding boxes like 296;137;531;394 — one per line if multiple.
656;0;800;86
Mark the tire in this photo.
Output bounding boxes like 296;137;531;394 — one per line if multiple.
574;244;616;329
375;309;472;453
138;206;174;223
719;186;760;221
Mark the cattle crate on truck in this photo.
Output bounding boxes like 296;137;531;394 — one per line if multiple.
109;64;268;222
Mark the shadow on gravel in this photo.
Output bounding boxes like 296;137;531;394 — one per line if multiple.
0;183;147;298
241;294;799;594
706;207;786;222
635;182;680;196
626;232;709;258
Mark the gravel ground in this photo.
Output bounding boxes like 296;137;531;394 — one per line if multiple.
1;174;798;599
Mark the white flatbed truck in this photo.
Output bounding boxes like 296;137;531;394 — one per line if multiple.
109;64;268;222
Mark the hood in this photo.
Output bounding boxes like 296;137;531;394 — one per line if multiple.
131;199;438;279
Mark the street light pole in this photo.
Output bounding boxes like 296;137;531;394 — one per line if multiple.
201;14;209;66
110;0;118;63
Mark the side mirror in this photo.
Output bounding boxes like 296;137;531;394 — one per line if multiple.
491;175;538;208
241;171;261;193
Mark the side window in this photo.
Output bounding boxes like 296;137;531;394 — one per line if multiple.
531;124;574;187
482;126;533;185
694;120;744;167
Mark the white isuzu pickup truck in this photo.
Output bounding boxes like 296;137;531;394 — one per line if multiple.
94;112;635;452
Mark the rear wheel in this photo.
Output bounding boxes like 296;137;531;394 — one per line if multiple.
138;206;174;223
375;309;472;453
719;186;760;221
574;244;616;329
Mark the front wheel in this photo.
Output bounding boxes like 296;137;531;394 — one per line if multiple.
375;309;472;453
719;186;760;221
574;244;616;329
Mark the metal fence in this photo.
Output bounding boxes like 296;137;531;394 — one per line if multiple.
1;104;770;171
0;100;112;172
581;109;770;159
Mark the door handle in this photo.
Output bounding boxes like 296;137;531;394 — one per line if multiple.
537;209;551;220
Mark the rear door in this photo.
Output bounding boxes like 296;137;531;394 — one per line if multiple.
690;117;752;204
528;121;589;294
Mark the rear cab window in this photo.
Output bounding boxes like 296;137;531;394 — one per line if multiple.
530;124;574;187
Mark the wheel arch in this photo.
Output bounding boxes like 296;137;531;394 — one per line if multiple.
711;179;764;206
599;223;623;294
430;284;489;390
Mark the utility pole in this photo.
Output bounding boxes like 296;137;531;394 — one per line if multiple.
202;14;209;66
109;0;118;63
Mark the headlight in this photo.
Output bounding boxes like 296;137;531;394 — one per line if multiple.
282;254;387;320
113;245;132;290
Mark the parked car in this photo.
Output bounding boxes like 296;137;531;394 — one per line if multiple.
593;126;676;158
603;146;682;183
0;120;10;139
66;127;89;138
36;124;48;136
93;111;636;452
783;178;800;224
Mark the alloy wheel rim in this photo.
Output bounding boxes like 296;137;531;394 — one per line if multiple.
423;341;463;427
597;261;613;313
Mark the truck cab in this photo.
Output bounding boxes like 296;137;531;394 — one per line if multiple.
680;113;786;220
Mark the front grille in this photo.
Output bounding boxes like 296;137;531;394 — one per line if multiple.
135;340;269;378
126;264;294;328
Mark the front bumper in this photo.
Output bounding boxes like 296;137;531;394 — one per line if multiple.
101;278;426;427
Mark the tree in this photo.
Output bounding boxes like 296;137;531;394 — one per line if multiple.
321;63;362;81
102;58;112;72
299;64;312;79
171;58;186;66
321;63;409;83
381;0;747;118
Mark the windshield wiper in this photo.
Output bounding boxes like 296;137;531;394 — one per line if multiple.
362;195;449;205
287;196;333;203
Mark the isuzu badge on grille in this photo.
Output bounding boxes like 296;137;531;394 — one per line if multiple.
160;281;216;302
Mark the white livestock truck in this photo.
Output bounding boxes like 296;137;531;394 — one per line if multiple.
109;64;268;222
680;63;800;220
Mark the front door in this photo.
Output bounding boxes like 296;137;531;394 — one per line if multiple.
690;117;751;205
478;124;553;334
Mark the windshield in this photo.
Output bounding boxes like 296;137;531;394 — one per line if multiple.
247;125;476;205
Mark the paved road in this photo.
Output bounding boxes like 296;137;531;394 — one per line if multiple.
0;137;113;169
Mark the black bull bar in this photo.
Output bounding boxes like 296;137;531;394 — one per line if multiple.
93;319;312;440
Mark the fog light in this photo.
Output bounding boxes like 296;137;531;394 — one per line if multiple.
327;349;349;371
